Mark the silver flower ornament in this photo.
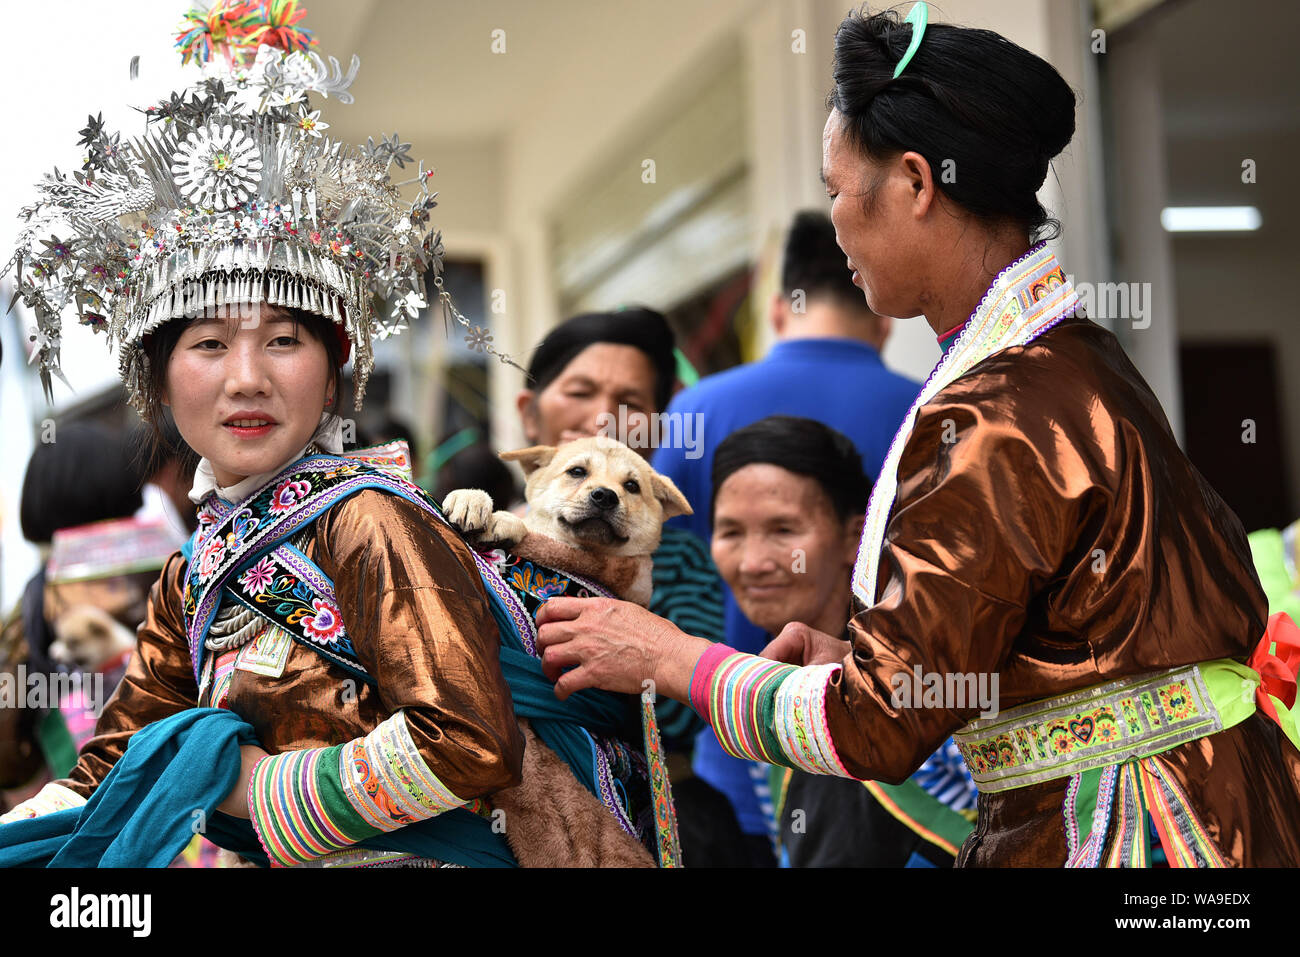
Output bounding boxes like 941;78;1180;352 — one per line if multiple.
172;124;263;210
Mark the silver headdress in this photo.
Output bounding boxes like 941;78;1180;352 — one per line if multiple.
5;0;521;413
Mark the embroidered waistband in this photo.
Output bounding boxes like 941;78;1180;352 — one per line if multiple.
953;661;1256;793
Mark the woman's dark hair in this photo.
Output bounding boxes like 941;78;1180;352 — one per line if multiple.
829;5;1076;242
21;422;146;544
526;307;677;413
138;302;346;473
711;416;871;524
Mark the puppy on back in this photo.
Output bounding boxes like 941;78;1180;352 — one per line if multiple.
441;435;692;867
443;435;691;607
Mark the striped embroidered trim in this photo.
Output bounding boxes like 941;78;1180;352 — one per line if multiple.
249;747;362;867
772;663;850;776
205;648;239;709
1138;755;1226;868
1064;765;1118;868
708;653;797;764
689;643;737;716
1104;762;1149;867
339;711;465;831
706;652;848;776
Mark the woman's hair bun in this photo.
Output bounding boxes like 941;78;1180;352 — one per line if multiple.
830;5;1078;241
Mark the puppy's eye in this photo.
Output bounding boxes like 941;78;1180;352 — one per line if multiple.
623;479;641;495
567;466;587;479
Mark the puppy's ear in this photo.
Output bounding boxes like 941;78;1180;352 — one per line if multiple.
651;472;693;519
500;445;558;476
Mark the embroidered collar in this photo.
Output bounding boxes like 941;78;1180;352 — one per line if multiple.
183;452;432;683
851;243;1080;605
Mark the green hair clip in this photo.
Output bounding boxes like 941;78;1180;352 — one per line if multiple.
892;1;930;79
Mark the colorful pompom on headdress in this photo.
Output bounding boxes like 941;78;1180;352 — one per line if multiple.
6;0;520;413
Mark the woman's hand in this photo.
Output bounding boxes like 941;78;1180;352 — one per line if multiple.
761;621;851;667
535;596;712;703
216;744;270;819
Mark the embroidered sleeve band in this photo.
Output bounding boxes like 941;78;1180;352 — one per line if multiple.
338;711;467;831
772;663;852;776
249;745;378;867
248;711;466;867
689;642;737;716
0;782;87;824
703;652;852;776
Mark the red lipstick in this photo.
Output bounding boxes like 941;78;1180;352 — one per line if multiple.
223;411;278;439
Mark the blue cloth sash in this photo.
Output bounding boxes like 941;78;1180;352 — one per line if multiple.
0;649;637;867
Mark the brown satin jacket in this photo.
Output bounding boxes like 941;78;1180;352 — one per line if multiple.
59;489;525;807
823;315;1300;865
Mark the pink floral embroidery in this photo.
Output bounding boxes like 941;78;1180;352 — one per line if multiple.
238;556;276;594
302;599;343;643
269;478;311;514
197;535;227;577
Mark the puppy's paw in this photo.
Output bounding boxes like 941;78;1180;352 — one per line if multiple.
481;511;527;548
442;489;495;536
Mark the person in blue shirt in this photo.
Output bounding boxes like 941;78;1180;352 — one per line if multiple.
652;210;920;862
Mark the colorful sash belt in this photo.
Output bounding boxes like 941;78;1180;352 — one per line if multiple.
954;613;1300;867
953;660;1256;793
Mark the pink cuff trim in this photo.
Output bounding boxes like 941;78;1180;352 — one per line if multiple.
689;643;736;716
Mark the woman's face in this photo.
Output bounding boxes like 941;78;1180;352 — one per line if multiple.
162;303;332;486
822;108;929;321
711;463;862;636
518;342;658;457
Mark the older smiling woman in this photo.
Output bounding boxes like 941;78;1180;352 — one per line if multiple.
535;4;1300;867
710;416;974;866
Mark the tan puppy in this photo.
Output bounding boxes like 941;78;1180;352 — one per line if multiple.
49;605;136;672
443;435;691;606
441;436;692;866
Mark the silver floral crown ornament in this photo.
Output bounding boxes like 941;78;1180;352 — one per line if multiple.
5;0;523;414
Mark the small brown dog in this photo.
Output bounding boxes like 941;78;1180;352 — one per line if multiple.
444;435;691;605
49;605;137;672
443;436;692;866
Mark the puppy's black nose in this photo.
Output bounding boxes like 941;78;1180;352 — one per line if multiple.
588;487;619;511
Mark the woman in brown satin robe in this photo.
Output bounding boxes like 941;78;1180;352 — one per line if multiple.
1;302;526;867
530;6;1300;865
